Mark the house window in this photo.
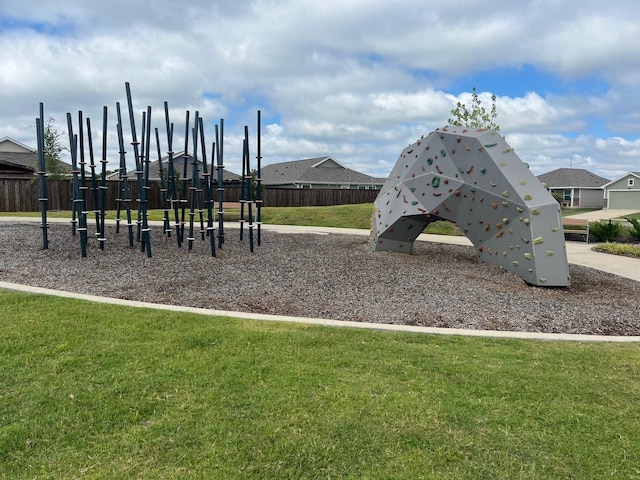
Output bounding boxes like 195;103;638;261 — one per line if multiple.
563;189;572;202
628;178;635;187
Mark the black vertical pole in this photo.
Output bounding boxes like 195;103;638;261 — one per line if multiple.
256;110;263;246
125;83;143;244
180;111;190;245
115;102;134;247
66;113;77;237
216;121;225;248
187;112;199;251
76;112;88;257
98;106;108;249
199;117;216;256
139;105;152;257
86;117;100;236
164;102;182;247
239;131;246;241
244;125;254;252
155;127;172;237
36;103;48;250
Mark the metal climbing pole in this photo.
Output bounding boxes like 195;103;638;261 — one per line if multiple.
256;110;263;246
76;112;89;257
35;103;48;250
199;116;216;256
242;126;255;252
115;102;134;247
98;106;108;250
85;117;101;238
215;121;225;248
187;112;200;251
155;127;172;237
164;102;182;247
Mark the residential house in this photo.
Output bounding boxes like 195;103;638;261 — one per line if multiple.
0;136;72;179
261;156;385;189
536;168;609;208
0;136;39;179
602;172;640;210
106;151;241;185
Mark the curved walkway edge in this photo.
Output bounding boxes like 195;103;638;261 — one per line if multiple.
2;281;639;343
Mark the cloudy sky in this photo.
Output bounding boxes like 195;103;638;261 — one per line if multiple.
1;0;639;180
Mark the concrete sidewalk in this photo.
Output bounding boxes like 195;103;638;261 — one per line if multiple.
564;209;639;221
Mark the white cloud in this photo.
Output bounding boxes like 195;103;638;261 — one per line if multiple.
1;0;639;182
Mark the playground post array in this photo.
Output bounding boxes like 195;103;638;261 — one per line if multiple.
37;83;263;258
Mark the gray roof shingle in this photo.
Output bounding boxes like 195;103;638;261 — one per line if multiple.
114;152;241;183
537;168;610;189
261;156;385;186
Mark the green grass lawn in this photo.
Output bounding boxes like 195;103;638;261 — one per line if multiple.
1;290;639;479
0;204;463;235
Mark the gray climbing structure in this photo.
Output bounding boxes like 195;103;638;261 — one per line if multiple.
371;127;571;287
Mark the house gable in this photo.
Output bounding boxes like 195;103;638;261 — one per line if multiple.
0;137;35;154
603;172;640;191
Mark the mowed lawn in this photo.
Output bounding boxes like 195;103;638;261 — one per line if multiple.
1;290;639;479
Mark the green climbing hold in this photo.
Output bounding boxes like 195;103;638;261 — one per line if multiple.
440;149;447;157
480;167;487;174
411;201;419;206
427;157;434;165
432;176;441;188
484;143;497;148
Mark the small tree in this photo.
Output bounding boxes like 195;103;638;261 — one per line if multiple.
42;117;68;180
448;87;500;131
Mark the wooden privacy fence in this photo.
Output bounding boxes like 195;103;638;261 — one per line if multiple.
0;179;381;211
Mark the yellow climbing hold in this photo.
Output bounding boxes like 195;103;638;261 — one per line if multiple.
533;236;543;245
524;252;532;260
530;208;540;215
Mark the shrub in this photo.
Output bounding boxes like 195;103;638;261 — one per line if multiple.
593;243;640;258
626;217;640;241
589;219;623;243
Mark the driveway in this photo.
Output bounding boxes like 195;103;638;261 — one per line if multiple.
564;209;639;221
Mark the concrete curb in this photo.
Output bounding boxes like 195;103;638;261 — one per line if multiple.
2;281;639;343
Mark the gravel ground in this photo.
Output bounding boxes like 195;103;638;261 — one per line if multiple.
1;222;639;336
